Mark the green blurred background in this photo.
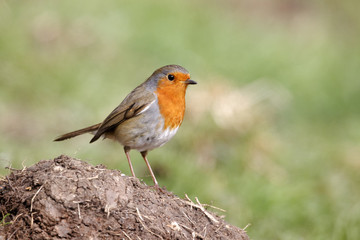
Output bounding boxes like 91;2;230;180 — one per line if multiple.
1;0;360;239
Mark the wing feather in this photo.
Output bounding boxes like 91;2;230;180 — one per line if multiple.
90;87;156;143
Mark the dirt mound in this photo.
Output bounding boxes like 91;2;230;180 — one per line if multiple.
0;155;249;239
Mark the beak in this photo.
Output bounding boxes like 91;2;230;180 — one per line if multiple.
185;79;197;85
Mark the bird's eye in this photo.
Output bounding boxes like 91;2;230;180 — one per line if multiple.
167;74;175;81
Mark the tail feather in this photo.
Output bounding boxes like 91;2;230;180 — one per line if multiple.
54;123;101;142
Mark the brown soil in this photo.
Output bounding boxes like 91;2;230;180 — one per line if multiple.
0;155;249;239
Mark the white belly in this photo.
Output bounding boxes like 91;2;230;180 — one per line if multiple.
113;98;180;152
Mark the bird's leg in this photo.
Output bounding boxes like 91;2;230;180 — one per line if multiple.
124;146;136;177
140;151;159;186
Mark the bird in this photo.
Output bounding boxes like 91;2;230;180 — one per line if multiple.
54;64;197;186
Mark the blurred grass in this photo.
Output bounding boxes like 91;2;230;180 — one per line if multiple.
1;0;360;239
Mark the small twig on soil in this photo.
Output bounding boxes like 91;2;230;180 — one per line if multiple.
201;203;226;212
183;195;219;224
30;213;34;228
182;211;196;226
195;197;219;224
243;223;251;231
136;207;144;221
202;223;208;238
7;228;19;240
78;175;99;181
30;185;44;213
11;213;23;225
77;203;82;219
184;194;192;206
5;165;16;171
214;222;225;233
21;160;27;172
121;230;133;240
30;185;43;228
6;176;15;191
136;208;163;240
105;206;110;218
179;223;205;239
87;175;99;180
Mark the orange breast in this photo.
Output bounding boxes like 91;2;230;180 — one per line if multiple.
155;79;187;130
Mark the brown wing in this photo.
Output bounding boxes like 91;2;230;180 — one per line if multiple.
90;86;156;143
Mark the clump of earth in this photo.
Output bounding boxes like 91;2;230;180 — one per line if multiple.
0;155;249;239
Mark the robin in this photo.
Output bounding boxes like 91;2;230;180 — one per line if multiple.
54;64;197;186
